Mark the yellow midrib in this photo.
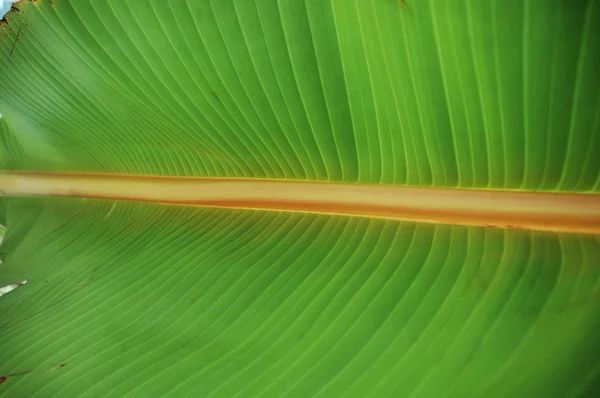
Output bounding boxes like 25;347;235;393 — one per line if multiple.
1;171;599;234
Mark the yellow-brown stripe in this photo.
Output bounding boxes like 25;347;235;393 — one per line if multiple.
1;172;599;234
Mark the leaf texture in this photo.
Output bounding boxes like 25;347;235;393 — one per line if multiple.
0;198;599;397
0;0;600;397
0;0;598;190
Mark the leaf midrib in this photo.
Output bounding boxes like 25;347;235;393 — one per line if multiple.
1;171;598;234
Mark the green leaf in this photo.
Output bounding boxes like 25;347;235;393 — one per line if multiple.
1;198;600;397
0;0;598;189
0;0;599;397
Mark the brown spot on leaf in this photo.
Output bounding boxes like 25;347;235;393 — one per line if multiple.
43;358;72;376
9;26;22;57
0;371;30;385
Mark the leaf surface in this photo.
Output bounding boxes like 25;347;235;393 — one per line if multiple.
0;1;599;397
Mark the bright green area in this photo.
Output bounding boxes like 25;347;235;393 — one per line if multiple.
0;198;599;397
1;1;600;397
0;0;598;190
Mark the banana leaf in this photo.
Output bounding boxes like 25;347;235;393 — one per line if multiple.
0;0;599;396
